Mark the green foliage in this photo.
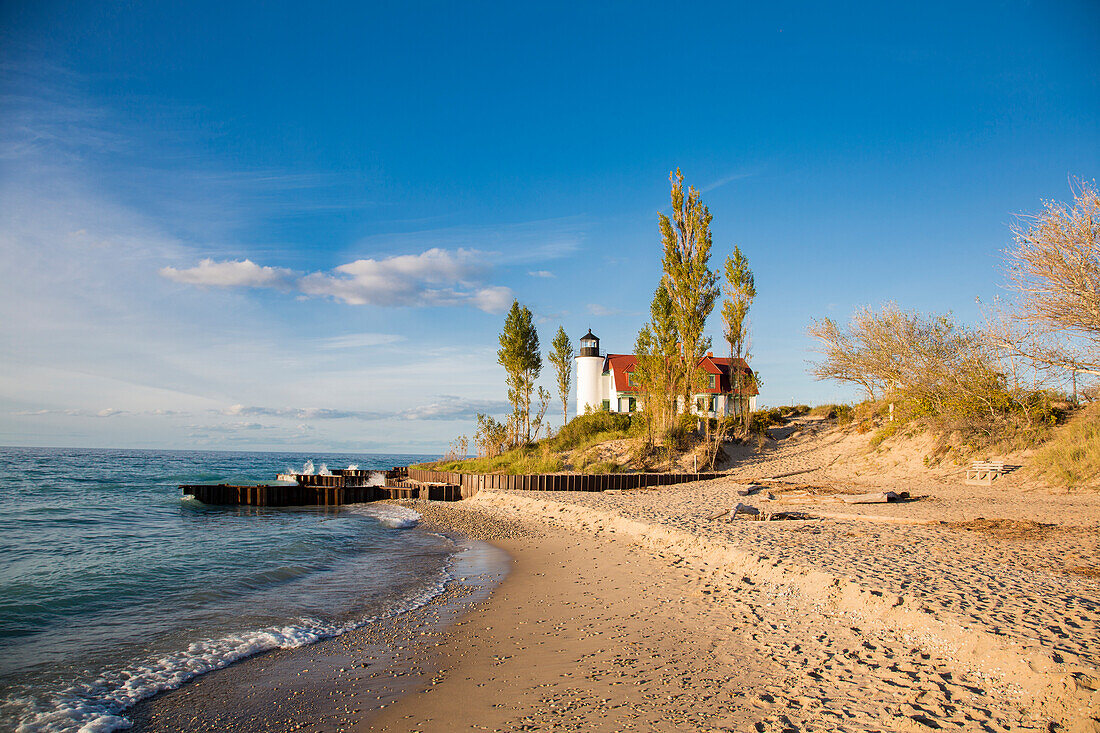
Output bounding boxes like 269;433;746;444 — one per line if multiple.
633;284;682;441
429;445;566;475
662;412;701;451
1027;403;1100;489
659;168;719;405
869;419;903;449
722;245;756;425
549;411;633;451
748;408;786;436
498;300;542;444
771;404;811;418
474;413;510;458
548;326;573;426
810;403;855;423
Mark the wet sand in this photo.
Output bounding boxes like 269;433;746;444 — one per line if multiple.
128;533;511;733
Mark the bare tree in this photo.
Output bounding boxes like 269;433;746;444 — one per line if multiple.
530;386;552;441
808;303;1005;420
1002;179;1100;377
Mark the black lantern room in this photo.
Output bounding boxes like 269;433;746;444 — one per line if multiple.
579;330;600;357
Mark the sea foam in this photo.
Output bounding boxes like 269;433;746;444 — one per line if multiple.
351;503;421;529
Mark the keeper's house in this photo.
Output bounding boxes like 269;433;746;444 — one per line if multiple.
575;331;758;418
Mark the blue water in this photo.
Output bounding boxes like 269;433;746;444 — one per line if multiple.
0;447;450;733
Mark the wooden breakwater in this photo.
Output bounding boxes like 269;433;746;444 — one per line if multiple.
182;467;722;507
181;466;463;507
405;468;722;495
182;483;384;506
181;482;465;506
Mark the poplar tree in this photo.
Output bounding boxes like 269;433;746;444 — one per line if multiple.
548;326;574;427
633;284;681;439
722;246;756;426
497;300;542;444
658;169;719;413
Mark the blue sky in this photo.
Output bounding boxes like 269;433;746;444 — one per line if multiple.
1;1;1097;452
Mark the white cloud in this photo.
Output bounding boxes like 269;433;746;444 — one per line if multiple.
219;404;385;420
469;286;515;313
161;248;515;313
298;247;513;312
528;270;555;278
159;258;295;288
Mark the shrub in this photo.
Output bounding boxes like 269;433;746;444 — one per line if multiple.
661;412;701;451
426;444;564;475
550;411;633;451
811;403;856;423
748;408;786;436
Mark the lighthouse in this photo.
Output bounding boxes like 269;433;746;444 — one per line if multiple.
575;330;604;416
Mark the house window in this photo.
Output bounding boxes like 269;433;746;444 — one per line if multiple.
601;399;610;412
627;371;635;387
628;397;637;412
708;373;716;388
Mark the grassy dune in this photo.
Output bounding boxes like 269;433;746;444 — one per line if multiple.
1026;403;1100;489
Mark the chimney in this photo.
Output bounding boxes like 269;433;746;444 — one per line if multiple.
707;351;713;357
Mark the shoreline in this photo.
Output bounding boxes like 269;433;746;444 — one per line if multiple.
132;469;1099;732
128;521;511;732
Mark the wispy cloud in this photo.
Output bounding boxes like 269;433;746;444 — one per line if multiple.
219;404;387;420
316;332;405;349
347;217;584;266
397;395;510;421
187;421;270;433
13;407;128;417
528;270;556;278
699;169;758;193
216;395;510;423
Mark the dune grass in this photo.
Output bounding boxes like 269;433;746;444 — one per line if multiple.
1026;403;1100;489
420;412;637;474
426;446;565;475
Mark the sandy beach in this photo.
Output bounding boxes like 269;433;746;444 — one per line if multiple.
130;420;1100;731
366;480;1098;732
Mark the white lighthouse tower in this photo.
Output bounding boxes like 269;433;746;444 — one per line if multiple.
575;330;604;416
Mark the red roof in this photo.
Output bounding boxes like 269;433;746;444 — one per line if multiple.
604;353;758;396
